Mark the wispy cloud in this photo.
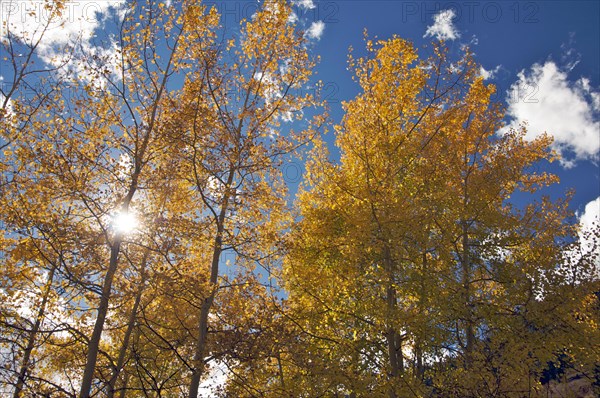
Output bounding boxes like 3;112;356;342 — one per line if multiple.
1;0;125;51
306;20;325;41
1;0;126;83
424;9;460;41
479;65;501;80
293;0;316;10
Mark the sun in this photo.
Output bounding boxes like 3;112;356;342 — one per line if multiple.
113;211;138;234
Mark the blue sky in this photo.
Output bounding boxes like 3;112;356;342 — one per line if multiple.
1;0;598;232
0;2;597;394
295;0;599;230
206;3;600;391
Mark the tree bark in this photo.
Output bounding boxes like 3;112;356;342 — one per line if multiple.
188;170;233;398
13;265;56;398
415;252;427;380
384;245;401;398
79;238;122;398
276;352;286;391
187;234;222;398
106;253;147;398
461;221;474;365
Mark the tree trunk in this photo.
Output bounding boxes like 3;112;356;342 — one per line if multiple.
187;236;222;398
80;145;143;397
188;170;233;398
415;252;427;380
349;324;360;397
118;324;142;398
106;255;147;398
386;324;401;398
117;372;130;398
461;221;474;365
13;265;56;398
79;238;122;398
384;245;401;398
276;352;285;391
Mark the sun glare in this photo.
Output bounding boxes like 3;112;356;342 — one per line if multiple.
113;211;138;234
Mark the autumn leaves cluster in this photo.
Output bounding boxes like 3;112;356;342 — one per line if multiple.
0;1;598;397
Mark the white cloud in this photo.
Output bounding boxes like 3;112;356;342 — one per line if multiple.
479;65;501;80
288;11;299;24
447;63;461;74
305;20;325;40
502;61;600;167
1;1;125;50
592;93;600;112
0;92;14;120
254;71;282;105
577;77;600;111
199;360;229;397
424;9;460;41
579;197;600;234
207;175;226;201
293;0;316;10
564;197;600;280
560;35;581;72
1;1;125;82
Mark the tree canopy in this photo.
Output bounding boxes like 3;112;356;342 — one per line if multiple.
0;1;598;397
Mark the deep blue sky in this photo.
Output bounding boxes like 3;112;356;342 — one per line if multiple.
299;0;600;223
1;0;598;226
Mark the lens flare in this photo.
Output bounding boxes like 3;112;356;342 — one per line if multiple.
113;211;137;234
